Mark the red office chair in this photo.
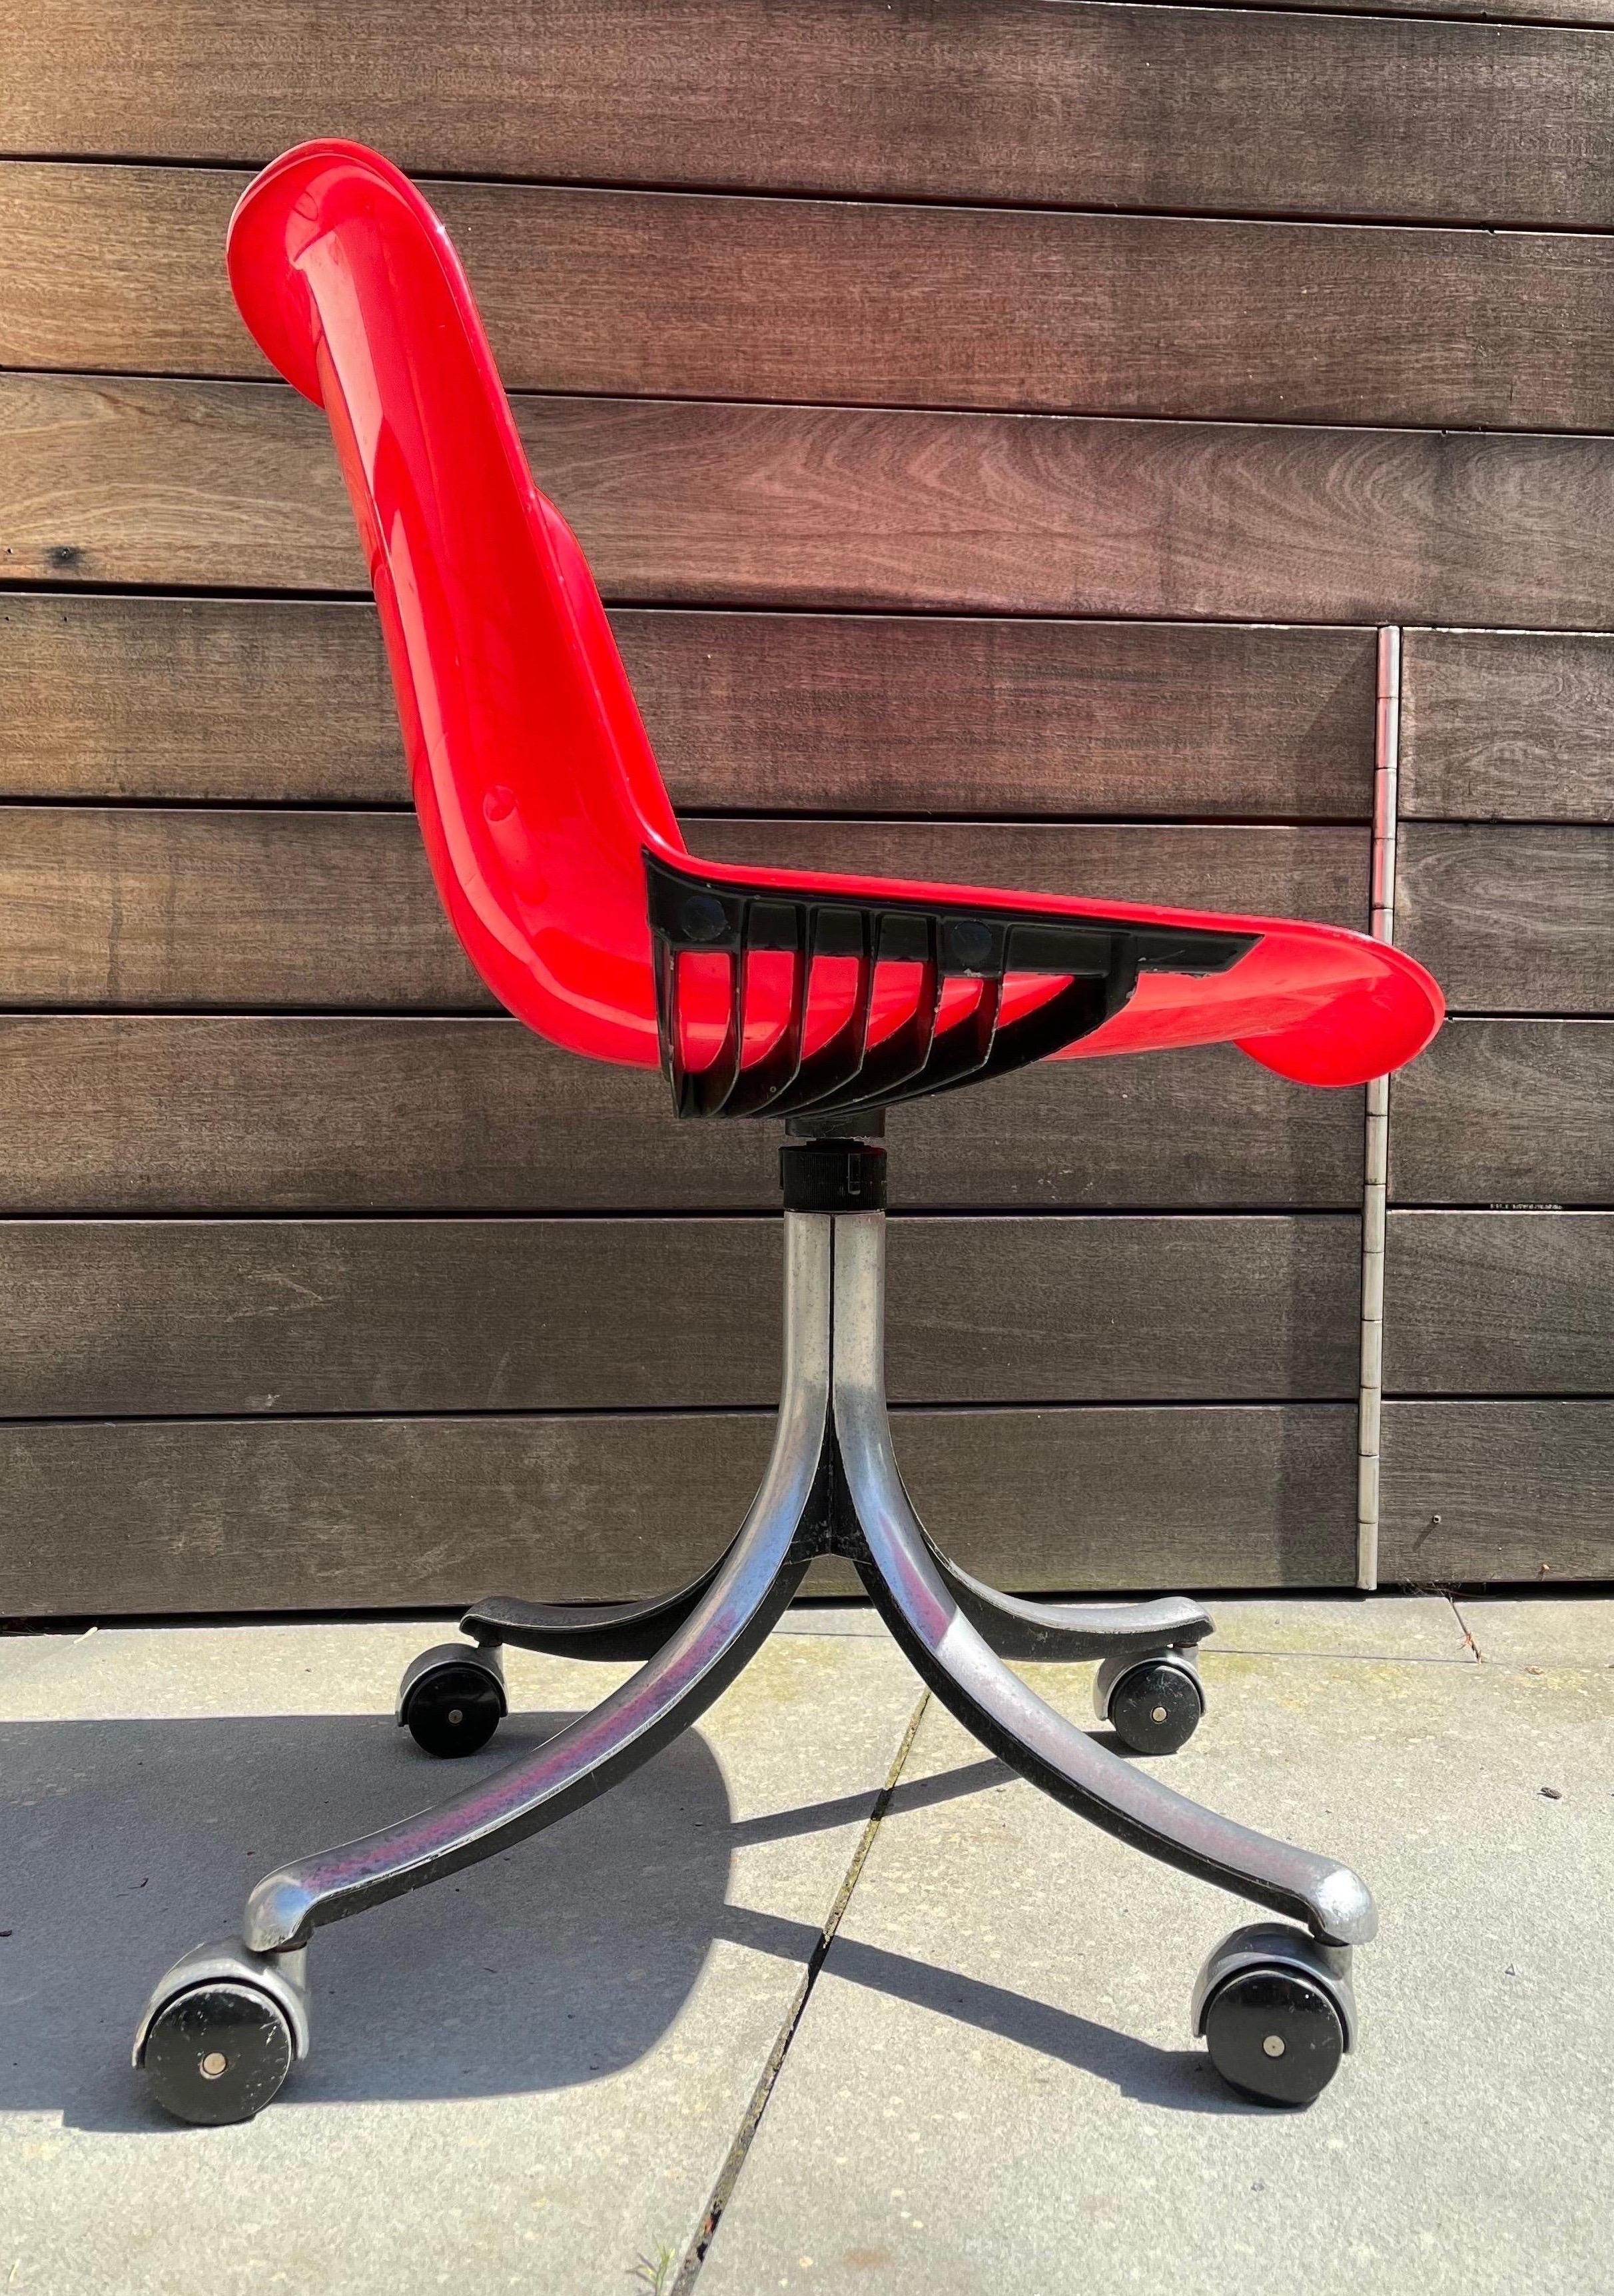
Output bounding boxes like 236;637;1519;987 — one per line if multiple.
135;143;1443;2125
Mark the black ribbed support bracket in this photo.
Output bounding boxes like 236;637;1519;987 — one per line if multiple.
779;1136;888;1213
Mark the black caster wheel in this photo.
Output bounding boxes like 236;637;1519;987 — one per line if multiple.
1194;1922;1356;2107
397;1642;506;1758
135;1939;310;2125
1097;1652;1204;1755
141;1982;294;2125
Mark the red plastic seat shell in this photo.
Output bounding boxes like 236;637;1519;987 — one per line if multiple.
228;140;685;1069
227;141;1443;1095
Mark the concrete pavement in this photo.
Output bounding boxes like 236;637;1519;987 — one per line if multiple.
1;1596;1608;2293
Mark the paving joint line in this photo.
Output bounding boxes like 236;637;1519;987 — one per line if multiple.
1208;1645;1475;1666
672;1687;931;2294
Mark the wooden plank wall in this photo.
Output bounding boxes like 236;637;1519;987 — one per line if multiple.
0;0;1608;1614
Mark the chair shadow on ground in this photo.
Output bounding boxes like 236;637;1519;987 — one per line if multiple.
0;1708;1250;2131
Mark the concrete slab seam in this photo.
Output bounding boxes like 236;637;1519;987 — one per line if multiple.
672;1689;932;2294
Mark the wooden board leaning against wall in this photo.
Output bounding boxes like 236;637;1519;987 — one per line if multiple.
3;0;1611;1608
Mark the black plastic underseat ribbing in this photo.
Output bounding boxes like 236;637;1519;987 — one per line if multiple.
646;851;1258;1121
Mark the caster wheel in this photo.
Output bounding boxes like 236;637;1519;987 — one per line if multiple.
398;1643;506;1758
141;1981;294;2125
1101;1655;1204;1755
1194;1922;1356;2108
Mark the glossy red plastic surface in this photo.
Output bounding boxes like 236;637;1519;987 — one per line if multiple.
227;142;1443;1093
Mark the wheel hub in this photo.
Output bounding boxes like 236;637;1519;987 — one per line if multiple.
141;1982;294;2126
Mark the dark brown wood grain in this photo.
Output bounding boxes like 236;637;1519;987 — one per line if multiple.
1380;1401;1614;1581
0;1402;1357;1617
11;378;1614;627
8;2;1614;227
0;592;406;803
697;822;1367;923
1390;1021;1614;1205
0;594;1376;816
1401;630;1614;823
1231;0;1614;23
0;1017;1364;1213
0;806;488;1011
1395;824;1614;1013
0;1215;1360;1417
11;163;1614;434
0;592;408;804
1385;1211;1614;1395
630;614;1377;823
0;809;1366;1012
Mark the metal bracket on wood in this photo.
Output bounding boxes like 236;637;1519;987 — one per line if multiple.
1358;626;1402;1590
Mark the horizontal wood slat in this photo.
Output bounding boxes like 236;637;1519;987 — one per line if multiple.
699;820;1365;914
1395;824;1614;1013
1385;1212;1614;1394
0;1018;1365;1214
0;594;404;805
0;595;1377;817
1380;1402;1614;1582
1390;1021;1614;1205
9;3;1614;227
1401;631;1614;823
1229;0;1614;24
11;163;1614;436
0;807;482;1012
0;810;1366;1013
0;1217;1360;1418
0;1403;1358;1616
11;378;1614;627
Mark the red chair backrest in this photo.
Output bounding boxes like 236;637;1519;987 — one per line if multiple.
228;140;679;1068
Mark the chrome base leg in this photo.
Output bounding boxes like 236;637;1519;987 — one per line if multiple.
396;1534;740;1762
135;1214;833;2123
831;1203;1366;2104
829;1211;1375;1954
919;1533;1212;1663
456;1546;733;1664
914;1516;1212;1752
251;1532;816;1957
391;1549;742;1756
254;1213;831;1954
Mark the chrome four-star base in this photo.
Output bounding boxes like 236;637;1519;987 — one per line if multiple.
135;1141;1372;2125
